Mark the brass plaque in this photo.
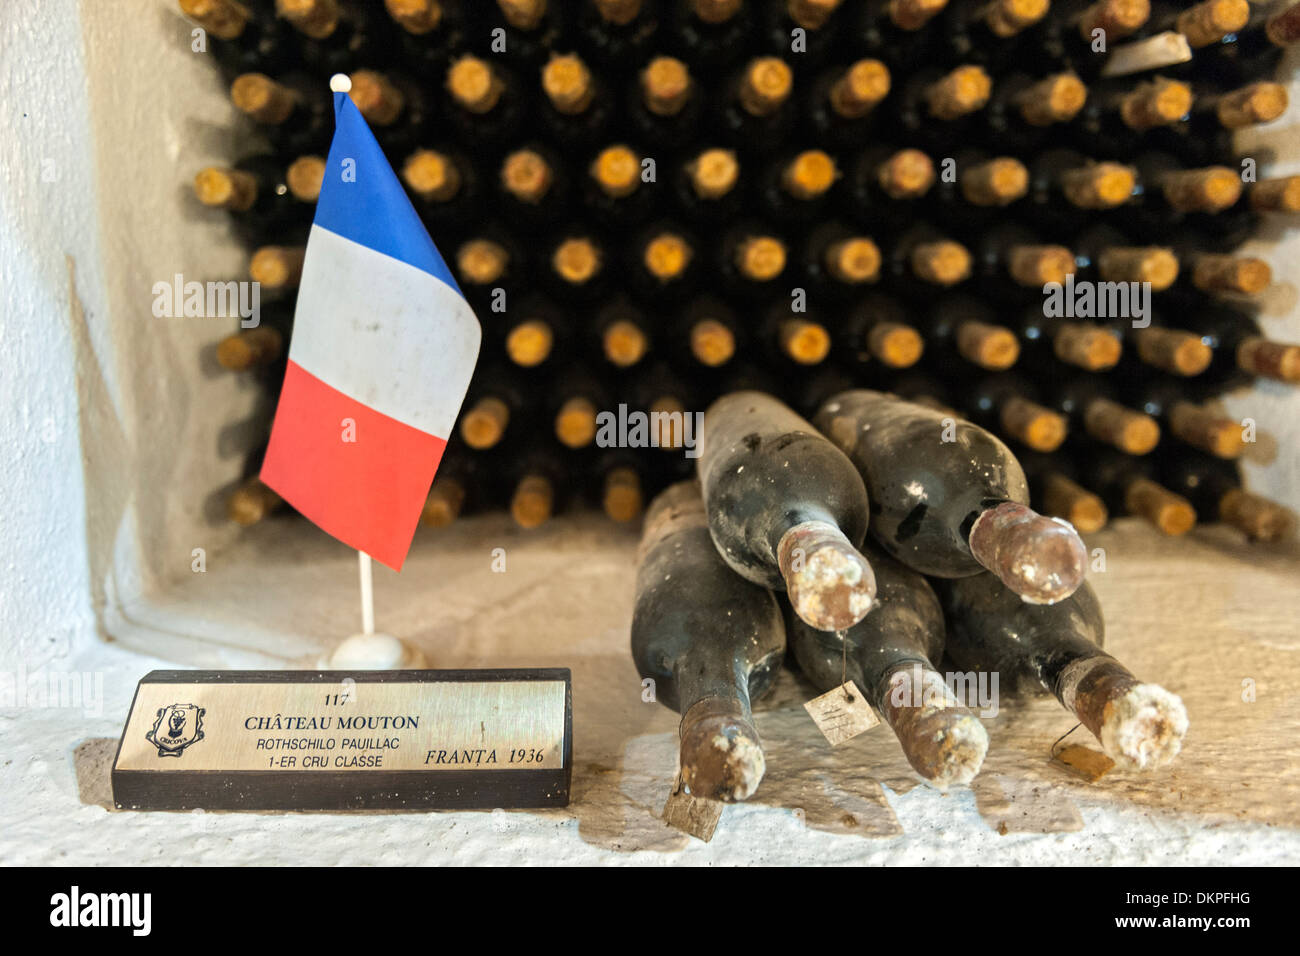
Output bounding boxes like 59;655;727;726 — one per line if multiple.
111;669;572;811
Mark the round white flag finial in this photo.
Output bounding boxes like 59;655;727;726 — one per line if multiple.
329;73;352;94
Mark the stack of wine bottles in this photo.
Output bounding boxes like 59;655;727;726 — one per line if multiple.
183;0;1298;542
633;388;1189;800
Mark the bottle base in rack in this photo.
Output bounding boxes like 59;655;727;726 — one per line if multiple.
186;0;1297;552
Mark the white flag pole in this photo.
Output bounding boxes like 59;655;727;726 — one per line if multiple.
358;551;375;637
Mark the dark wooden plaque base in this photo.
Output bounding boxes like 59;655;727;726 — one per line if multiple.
111;669;572;811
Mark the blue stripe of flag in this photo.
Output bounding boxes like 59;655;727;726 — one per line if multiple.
312;91;464;297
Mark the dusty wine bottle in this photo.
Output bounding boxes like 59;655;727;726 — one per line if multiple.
631;480;785;802
983;71;1089;157
813;389;1088;603
674;148;743;223
857;0;952;71
792;364;857;418
629;362;698;453
539;52;614;147
800;222;882;304
444;54;524;145
1249;175;1300;215
1155;0;1250;48
758;148;841;225
455;232;519;311
893;64;993;151
837;293;925;369
1135;152;1245;216
971;223;1077;304
716;56;796;150
1023;149;1136;235
248;244;306;295
931;153;1031;233
1051;376;1162;455
759;301;833;367
1128;322;1214;377
1070;76;1193;162
179;0;301;79
347;69;430;157
937;574;1188;770
595;296;652;368
717;225;789;299
758;0;848;60
923;295;1021;371
592;450;647;523
487;0;567;69
584;143;652;225
628;55;703;144
507;441;569;529
1017;449;1111;533
628;225;699;303
229;72;331;155
1082;446;1198;535
1188;0;1300;87
458;365;528;451
192;156;311;244
497;144;569;225
577;0;660;68
421;446;476;528
1131;380;1246;459
676;295;741;368
787;545;989;788
502;293;568;369
667;0;753;76
1119;152;1248;244
548;229;608;301
1170;236;1272;299
889;226;973;290
697;391;877;631
549;365;612;450
278;0;394;75
940;0;1050;69
1162;452;1294;543
1014;307;1124;373
805;58;892;149
965;372;1071;453
216;326;285;373
1183;305;1300;386
285;155;326;206
402;147;477;231
1072;222;1180;292
385;0;464;75
1147;81;1287;167
847;146;936;235
228;475;285;526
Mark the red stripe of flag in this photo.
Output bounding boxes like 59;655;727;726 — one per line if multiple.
260;361;446;571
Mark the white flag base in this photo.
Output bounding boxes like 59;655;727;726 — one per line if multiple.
320;633;428;670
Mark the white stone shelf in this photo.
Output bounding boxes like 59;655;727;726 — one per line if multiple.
4;514;1297;865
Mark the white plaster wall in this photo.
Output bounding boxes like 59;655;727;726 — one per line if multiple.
2;0;271;667
0;0;103;669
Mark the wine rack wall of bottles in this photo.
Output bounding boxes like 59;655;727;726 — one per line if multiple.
187;0;1300;542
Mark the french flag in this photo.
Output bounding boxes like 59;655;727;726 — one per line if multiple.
261;86;481;571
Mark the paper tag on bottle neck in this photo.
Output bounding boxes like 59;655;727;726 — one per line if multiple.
804;681;879;746
662;773;723;842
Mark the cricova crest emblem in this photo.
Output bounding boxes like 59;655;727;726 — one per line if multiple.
145;703;205;757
